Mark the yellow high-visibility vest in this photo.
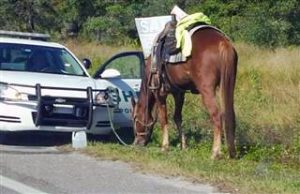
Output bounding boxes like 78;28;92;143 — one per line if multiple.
176;12;211;57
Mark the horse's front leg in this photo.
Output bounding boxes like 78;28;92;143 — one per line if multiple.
173;92;186;149
157;96;169;151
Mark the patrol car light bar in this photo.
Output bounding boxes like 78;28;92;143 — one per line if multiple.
0;30;50;41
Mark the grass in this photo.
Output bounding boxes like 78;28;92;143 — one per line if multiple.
64;40;300;194
64;39;140;73
84;142;299;194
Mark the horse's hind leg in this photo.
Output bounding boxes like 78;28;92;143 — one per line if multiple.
173;92;186;149
200;87;222;159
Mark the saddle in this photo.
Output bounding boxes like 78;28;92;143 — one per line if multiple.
148;16;178;90
148;18;208;90
148;18;225;91
148;27;188;91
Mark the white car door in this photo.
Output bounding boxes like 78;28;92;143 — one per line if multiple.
94;51;144;129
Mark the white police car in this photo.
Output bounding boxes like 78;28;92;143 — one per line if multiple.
0;31;142;135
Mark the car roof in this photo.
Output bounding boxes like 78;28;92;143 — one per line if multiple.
0;37;64;49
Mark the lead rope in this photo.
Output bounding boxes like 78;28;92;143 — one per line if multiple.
107;60;154;145
106;84;152;146
106;103;130;146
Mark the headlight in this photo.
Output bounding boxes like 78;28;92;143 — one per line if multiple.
94;87;119;107
0;83;28;101
95;91;109;104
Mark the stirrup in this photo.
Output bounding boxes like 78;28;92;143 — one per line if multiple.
148;72;160;90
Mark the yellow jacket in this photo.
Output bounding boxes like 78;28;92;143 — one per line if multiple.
176;12;211;57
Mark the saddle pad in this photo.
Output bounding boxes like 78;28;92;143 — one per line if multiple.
167;25;225;64
168;52;186;63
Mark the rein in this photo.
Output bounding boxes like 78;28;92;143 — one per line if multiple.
133;114;157;136
133;115;156;127
132;79;157;137
132;86;157;136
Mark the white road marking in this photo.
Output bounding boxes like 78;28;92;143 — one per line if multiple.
0;175;48;194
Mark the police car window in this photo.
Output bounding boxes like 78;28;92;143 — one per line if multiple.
106;55;141;79
0;43;86;76
0;46;30;70
59;50;84;75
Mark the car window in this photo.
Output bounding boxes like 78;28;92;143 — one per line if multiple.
105;55;141;79
0;43;87;76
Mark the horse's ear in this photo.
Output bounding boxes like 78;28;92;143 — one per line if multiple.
131;97;136;108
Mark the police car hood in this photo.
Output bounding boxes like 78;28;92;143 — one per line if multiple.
1;71;95;88
1;71;97;98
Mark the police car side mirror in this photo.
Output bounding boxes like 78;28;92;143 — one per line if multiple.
101;68;121;78
82;58;92;69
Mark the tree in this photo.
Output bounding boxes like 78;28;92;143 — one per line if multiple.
0;0;59;33
0;0;299;47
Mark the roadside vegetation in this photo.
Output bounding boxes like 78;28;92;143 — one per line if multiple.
66;41;300;194
1;0;300;47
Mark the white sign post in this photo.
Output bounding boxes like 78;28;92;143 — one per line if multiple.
135;16;172;58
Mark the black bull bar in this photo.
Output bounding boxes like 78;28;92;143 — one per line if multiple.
2;82;119;130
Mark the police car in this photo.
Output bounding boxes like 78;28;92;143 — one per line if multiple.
0;31;142;135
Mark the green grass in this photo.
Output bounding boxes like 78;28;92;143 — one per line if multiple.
65;40;300;193
84;142;299;194
64;39;140;74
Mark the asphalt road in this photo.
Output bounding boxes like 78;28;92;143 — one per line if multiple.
0;132;221;194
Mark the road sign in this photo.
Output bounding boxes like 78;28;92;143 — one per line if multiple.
135;16;172;58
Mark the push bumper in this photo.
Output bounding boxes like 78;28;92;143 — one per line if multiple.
0;82;119;132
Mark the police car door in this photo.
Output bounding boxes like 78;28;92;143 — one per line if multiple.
94;51;144;129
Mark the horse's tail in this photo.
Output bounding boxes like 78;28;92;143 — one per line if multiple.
219;41;238;158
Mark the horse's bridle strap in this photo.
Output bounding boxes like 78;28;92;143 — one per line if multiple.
135;131;149;136
133;115;156;137
134;116;155;127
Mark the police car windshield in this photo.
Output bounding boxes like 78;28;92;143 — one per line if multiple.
0;43;87;76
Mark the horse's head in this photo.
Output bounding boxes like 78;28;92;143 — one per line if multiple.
131;97;155;146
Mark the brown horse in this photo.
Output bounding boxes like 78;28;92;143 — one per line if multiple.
131;27;238;159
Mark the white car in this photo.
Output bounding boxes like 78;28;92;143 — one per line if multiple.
0;31;142;135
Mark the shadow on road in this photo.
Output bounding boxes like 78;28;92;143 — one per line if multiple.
0;128;134;147
0;131;72;146
88;128;135;145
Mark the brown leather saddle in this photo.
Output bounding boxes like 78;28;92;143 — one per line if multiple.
148;16;178;90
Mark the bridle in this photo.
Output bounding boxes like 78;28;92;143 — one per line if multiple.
132;84;157;137
132;56;160;137
132;109;157;136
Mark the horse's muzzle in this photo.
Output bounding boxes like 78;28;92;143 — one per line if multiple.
133;136;149;146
